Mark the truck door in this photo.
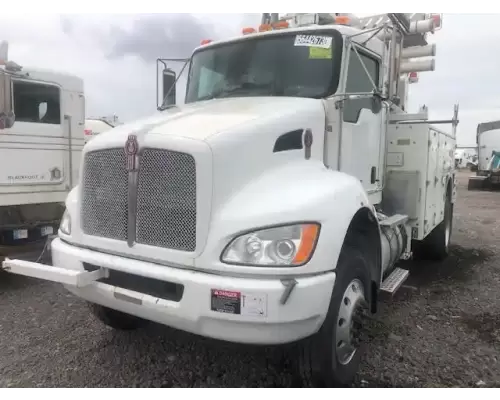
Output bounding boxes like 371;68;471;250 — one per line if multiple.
339;46;383;195
0;79;70;200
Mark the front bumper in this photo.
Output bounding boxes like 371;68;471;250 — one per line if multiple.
3;238;336;345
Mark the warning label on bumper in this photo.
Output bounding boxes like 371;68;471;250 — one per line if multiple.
211;289;267;317
211;289;241;314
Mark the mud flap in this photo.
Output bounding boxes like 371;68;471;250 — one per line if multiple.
1;258;108;287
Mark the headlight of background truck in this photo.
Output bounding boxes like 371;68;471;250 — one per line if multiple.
221;223;320;267
59;210;71;235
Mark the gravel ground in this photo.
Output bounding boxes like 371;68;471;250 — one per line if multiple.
1;170;499;388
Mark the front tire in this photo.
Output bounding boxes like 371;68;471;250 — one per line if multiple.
89;303;147;331
295;245;371;387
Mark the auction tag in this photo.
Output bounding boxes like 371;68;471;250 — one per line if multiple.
309;46;332;59
13;229;28;240
294;35;332;49
211;289;267;317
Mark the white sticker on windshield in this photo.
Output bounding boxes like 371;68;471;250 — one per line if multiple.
294;35;332;49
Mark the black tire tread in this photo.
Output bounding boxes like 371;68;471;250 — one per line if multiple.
295;244;371;387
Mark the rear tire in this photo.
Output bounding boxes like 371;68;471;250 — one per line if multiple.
89;303;147;331
413;189;453;261
294;245;371;387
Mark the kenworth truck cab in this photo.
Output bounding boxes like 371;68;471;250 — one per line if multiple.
1;13;457;386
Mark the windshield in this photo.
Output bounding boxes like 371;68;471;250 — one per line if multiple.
185;31;342;103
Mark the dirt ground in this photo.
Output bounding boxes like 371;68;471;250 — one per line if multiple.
356;170;500;388
0;170;499;388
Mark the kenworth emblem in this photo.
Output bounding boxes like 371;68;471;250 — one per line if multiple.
125;134;139;171
125;134;139;247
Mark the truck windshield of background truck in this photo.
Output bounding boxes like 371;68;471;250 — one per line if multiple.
185;31;343;103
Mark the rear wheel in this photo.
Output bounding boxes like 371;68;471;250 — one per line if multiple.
413;188;453;261
89;303;147;331
295;245;371;387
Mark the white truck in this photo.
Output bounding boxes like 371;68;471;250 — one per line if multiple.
84;117;120;144
455;147;477;170
0;41;85;262
1;13;458;386
468;120;500;190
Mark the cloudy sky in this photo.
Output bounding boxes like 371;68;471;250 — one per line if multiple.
1;13;498;146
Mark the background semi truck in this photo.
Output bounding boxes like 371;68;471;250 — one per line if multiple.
468;120;500;190
1;13;458;387
0;41;84;262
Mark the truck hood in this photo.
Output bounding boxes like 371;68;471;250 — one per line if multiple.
85;96;324;149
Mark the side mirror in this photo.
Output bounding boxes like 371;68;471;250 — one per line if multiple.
0;70;15;130
161;68;176;108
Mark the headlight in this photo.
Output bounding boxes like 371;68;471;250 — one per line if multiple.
221;223;320;267
59;210;71;235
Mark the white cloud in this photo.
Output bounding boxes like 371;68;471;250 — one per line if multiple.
0;13;496;146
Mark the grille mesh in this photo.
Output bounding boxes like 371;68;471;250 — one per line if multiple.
136;149;197;252
81;149;129;240
81;147;197;252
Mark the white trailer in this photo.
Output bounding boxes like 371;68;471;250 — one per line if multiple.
0;41;85;261
468;120;500;190
1;14;457;386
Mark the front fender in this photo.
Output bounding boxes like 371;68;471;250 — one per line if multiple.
196;160;376;277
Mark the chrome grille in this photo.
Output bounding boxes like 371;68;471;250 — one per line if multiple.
81;147;197;252
136;149;197;252
81;149;129;240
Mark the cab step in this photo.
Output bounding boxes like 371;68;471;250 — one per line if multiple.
380;267;409;294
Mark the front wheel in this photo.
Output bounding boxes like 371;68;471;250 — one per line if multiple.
295;245;371;387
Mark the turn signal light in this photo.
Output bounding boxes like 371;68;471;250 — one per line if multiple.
200;39;212;45
335;16;351;25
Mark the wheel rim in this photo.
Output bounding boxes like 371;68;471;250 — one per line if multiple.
335;279;366;366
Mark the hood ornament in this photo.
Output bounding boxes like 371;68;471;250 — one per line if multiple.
125;134;139;172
